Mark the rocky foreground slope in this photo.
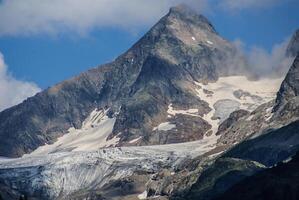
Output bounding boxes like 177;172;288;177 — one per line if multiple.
0;5;299;200
215;151;299;200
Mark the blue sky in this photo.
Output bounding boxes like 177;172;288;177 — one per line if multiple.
0;0;298;110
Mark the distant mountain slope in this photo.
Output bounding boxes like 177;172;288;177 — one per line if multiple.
208;55;298;168
166;54;299;200
0;5;250;157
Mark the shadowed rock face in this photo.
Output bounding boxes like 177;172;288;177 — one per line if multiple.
0;5;246;157
286;29;299;57
274;55;299;112
215;152;299;200
184;158;265;200
223;120;299;167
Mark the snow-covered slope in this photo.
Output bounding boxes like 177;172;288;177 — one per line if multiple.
22;76;281;159
26;108;120;156
195;76;282;134
0;77;286;200
0;136;222;199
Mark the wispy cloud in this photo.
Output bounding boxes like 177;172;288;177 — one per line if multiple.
232;38;294;78
0;52;41;111
0;0;208;36
218;0;283;11
0;0;286;37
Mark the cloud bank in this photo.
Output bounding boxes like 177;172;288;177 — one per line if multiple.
0;0;283;36
0;0;208;36
0;52;41;111
219;0;282;11
233;38;294;78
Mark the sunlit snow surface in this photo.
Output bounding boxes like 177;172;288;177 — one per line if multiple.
153;122;176;131
195;76;282;134
0;107;220;199
26;108;120;156
0;76;283;199
0;137;220;199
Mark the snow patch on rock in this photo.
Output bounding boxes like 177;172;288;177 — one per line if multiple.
265;107;274;122
167;104;199;117
138;190;148;199
129;136;143;144
213;99;241;123
206;40;213;45
153;122;176;131
26;108;118;156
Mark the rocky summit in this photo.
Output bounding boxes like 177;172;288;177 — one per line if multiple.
0;4;299;200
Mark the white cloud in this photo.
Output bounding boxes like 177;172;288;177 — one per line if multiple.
0;0;290;36
219;0;282;11
0;0;208;36
233;38;294;78
0;52;41;111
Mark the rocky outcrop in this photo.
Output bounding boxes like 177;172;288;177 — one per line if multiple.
216;109;249;135
183;158;265;200
223;119;299;167
274;55;299;112
148;114;211;145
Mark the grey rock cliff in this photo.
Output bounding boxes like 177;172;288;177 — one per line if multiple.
274;55;299;111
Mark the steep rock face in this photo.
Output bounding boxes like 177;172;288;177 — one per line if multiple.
223;119;299;167
286;29;299;57
216;110;249;135
184;158;265;200
274;55;299;111
216;152;299;200
0;5;246;157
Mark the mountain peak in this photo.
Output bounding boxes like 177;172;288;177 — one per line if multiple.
166;4;216;34
169;4;195;15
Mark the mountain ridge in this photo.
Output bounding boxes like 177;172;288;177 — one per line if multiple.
0;5;247;157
